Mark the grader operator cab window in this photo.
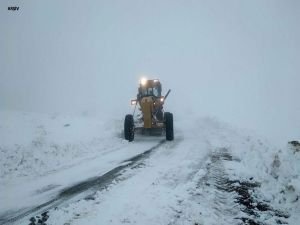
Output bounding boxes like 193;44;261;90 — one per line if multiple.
153;86;161;97
140;87;160;97
139;80;162;98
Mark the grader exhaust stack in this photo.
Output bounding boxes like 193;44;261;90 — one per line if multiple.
124;78;174;142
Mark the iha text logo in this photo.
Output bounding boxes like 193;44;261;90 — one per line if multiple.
8;6;19;11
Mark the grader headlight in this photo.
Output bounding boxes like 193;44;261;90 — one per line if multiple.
140;77;147;86
131;100;137;105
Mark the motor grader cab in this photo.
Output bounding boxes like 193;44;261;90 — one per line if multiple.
124;78;174;142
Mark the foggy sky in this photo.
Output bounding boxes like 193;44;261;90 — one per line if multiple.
1;0;299;145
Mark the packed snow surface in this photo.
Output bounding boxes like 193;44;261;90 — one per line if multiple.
0;110;299;225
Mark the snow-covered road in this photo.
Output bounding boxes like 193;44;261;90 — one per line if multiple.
1;111;299;225
0;139;168;224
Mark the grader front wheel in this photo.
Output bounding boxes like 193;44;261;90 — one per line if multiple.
124;114;134;142
165;112;174;141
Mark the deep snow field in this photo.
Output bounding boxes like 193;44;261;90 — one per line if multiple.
0;110;299;225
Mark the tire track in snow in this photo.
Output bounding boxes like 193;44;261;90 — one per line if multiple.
0;140;166;225
188;149;289;225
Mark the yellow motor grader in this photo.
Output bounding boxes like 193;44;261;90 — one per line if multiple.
124;78;174;142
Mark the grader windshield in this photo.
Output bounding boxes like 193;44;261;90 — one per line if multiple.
138;79;162;98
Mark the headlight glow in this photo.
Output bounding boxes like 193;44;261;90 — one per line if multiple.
140;77;147;86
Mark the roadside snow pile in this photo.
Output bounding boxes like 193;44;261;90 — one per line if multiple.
272;141;300;205
0;110;123;183
289;140;300;153
178;117;300;224
218;129;300;223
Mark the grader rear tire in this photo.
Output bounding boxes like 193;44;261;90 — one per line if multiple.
165;112;174;141
124;114;134;142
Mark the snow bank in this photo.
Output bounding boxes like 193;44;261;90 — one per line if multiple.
176;115;300;223
0;110;123;183
207;120;300;223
